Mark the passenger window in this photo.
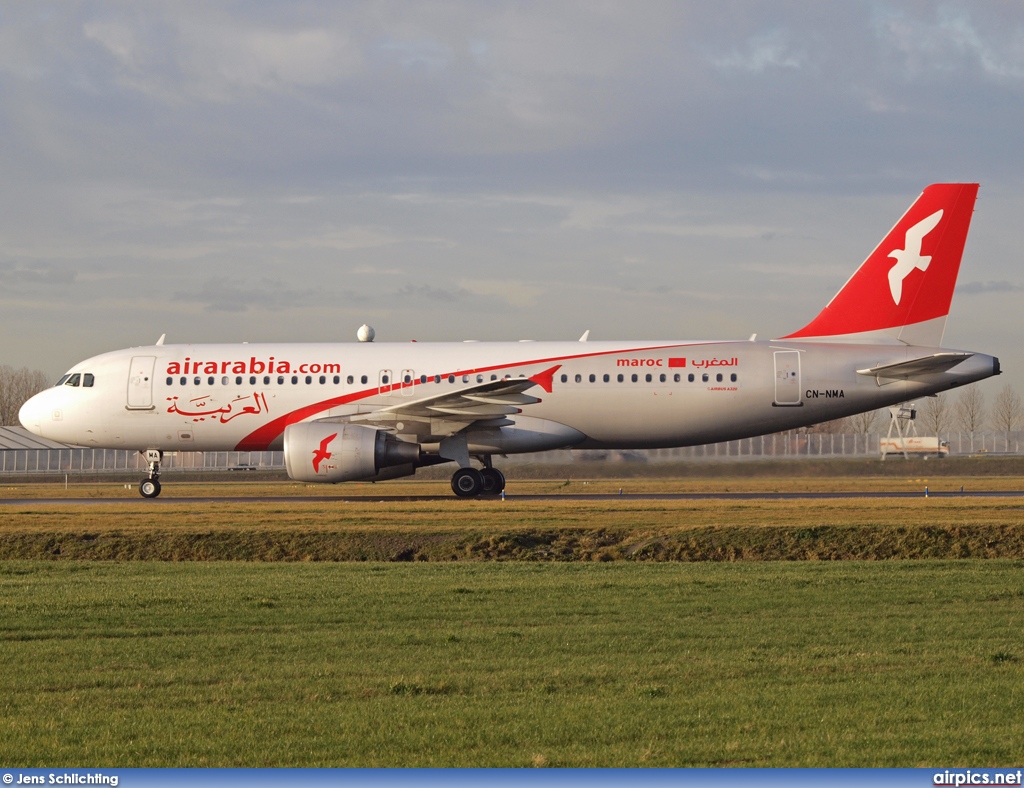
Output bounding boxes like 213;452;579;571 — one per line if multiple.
224;376;231;386
236;376;243;385
673;374;680;383
702;374;709;383
589;374;596;383
305;376;312;384
575;374;582;383
347;375;354;385
731;373;737;382
249;376;257;385
264;376;271;385
659;374;666;383
334;375;340;384
603;374;610;382
617;374;624;383
448;375;455;384
645;374;652;383
631;374;638;383
194;377;201;386
319;375;326;384
292;376;298;385
462;375;469;383
716;373;723;382
166;377;173;386
209;377;216;386
490;374;497;381
688;374;695;382
420;375;427;384
180;377;187;386
434;375;441;384
477;374;484;383
404;374;412;384
277;376;284;385
560;374;568;383
361;375;368;384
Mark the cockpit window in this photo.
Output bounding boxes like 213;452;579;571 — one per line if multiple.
65;373;81;387
55;375;71;387
83;374;95;388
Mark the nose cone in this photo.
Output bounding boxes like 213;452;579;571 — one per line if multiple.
19;390;51;437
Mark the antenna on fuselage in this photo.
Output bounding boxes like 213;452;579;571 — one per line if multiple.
357;324;375;342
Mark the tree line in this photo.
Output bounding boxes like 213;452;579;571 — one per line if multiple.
0;366;50;426
816;383;1023;436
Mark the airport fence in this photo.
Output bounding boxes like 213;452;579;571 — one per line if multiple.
1;431;1021;476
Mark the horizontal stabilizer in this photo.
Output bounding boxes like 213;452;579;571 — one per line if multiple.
856;352;973;382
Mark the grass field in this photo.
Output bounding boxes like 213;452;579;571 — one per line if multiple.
1;560;1023;767
1;473;1022;766
2;486;1024;560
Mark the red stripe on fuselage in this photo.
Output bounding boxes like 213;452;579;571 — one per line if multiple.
233;342;702;450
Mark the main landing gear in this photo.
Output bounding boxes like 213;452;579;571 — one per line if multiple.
450;458;506;498
139;449;162;499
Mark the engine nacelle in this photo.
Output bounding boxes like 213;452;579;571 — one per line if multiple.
284;422;420;483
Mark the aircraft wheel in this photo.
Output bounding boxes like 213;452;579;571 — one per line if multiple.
140;478;162;499
451;467;484;498
480;468;506;495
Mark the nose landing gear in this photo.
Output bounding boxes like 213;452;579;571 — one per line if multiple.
139;449;162;498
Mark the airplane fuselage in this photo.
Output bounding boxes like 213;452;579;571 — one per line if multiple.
20;339;998;454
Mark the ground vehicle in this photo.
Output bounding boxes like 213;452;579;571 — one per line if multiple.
880;437;949;458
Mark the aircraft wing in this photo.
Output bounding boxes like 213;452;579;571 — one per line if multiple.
342;364;559;438
856;352;973;383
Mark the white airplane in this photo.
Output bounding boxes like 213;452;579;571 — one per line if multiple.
20;183;999;498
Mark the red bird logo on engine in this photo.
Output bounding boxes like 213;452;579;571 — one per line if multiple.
312;433;337;473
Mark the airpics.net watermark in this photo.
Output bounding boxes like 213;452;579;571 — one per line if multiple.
934;771;1024;786
3;776;118;787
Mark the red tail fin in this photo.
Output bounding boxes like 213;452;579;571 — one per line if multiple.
783;183;979;345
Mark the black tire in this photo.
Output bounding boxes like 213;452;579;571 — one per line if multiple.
480;467;506;495
451;467;484;498
140;478;161;499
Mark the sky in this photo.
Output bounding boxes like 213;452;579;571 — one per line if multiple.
2;1;1023;398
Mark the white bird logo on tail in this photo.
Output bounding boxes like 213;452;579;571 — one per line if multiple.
887;209;943;305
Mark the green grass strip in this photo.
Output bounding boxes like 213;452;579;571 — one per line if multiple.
1;560;1022;766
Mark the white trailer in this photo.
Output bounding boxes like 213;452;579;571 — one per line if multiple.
880;436;949;458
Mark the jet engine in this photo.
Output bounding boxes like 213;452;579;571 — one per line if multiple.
284;422;420;483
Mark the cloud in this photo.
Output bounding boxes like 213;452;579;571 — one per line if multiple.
707;28;806;73
395;284;465;303
173;277;321;313
0;263;77;288
875;6;1024;81
457;279;543;308
1;1;1023;396
958;281;1024;295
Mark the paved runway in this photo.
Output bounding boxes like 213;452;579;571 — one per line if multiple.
2;490;1023;505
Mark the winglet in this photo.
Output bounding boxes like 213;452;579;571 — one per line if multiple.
783;183;979;346
529;364;562;394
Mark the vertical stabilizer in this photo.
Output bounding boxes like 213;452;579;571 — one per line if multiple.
783;183;979;346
